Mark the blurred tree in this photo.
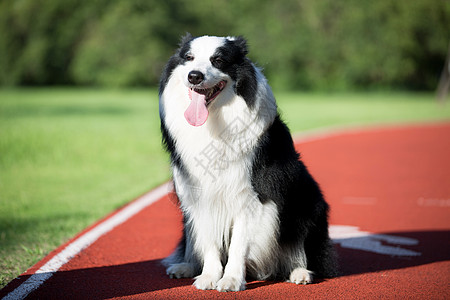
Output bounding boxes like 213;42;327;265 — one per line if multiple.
0;0;109;85
72;0;199;86
0;0;449;90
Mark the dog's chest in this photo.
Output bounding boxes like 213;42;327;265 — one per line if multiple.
170;114;261;185
180;129;253;186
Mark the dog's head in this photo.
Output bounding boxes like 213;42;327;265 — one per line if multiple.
161;34;256;127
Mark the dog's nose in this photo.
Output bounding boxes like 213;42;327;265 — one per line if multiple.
188;71;204;85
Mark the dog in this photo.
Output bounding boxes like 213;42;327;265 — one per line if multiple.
159;34;337;292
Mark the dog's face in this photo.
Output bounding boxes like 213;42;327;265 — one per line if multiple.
160;35;261;127
165;35;250;126
177;35;248;95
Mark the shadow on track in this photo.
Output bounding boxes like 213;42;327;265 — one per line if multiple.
15;260;191;299
335;230;450;276
10;230;446;299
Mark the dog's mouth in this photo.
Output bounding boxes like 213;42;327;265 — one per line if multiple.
184;81;227;127
191;80;227;106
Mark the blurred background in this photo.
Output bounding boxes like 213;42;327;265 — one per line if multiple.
1;0;450;289
1;0;449;90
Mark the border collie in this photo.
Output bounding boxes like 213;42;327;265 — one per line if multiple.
159;34;337;292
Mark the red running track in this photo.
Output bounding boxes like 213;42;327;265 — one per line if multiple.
2;123;450;299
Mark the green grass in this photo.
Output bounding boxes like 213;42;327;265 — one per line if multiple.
0;88;449;288
277;91;450;131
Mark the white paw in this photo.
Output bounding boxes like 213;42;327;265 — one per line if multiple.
289;267;313;285
166;263;196;279
216;276;246;292
193;274;220;290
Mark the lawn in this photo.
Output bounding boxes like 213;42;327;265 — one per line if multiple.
1;88;449;288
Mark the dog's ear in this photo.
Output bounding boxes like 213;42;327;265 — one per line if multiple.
179;33;194;47
232;36;248;56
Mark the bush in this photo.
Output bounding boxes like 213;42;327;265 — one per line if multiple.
0;0;449;90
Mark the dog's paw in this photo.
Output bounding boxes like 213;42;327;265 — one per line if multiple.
193;274;220;290
166;263;195;279
288;267;313;285
216;276;246;292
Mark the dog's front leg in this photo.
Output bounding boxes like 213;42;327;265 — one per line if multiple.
216;215;247;292
193;244;223;290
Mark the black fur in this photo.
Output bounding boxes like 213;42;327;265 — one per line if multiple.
251;115;338;278
212;38;258;108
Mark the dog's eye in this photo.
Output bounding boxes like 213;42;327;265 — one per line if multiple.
185;54;194;61
211;56;224;66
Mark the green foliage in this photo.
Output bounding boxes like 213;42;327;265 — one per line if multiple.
0;0;449;90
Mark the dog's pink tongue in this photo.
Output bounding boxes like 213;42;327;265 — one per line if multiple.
185;90;209;127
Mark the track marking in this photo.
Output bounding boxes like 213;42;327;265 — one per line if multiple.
417;197;450;207
330;225;421;257
342;196;378;205
2;182;171;300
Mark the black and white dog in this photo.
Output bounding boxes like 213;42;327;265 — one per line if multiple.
159;34;337;292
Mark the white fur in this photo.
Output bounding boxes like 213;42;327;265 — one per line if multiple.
160;36;281;291
289;268;313;285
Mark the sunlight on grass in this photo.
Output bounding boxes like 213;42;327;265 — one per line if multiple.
277;92;450;131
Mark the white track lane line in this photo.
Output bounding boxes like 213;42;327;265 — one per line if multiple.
2;182;171;300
